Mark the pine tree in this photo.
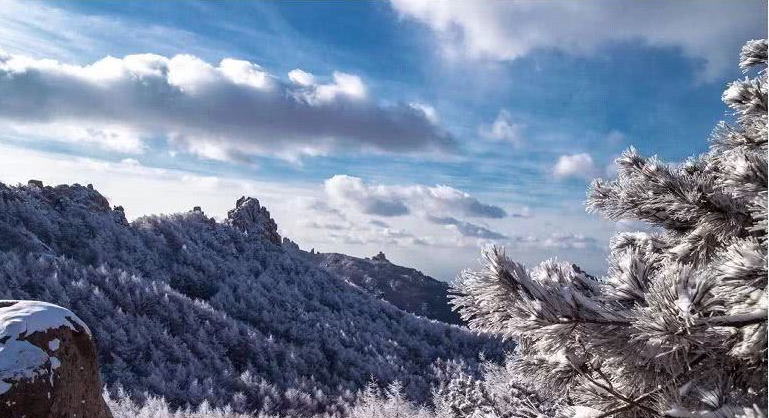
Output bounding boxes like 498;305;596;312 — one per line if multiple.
451;39;768;417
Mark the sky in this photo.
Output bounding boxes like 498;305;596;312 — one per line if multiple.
0;0;765;281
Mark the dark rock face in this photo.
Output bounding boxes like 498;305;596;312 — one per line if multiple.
0;301;112;418
226;196;281;245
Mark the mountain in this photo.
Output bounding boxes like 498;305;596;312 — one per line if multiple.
285;244;462;325
0;180;504;416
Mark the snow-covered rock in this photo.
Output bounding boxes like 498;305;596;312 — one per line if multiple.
226;196;281;245
0;300;112;418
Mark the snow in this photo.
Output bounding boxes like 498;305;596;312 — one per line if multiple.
571;406;604;418
0;339;47;394
0;300;91;339
48;338;60;351
0;301;89;395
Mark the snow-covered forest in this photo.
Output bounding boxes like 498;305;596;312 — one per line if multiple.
0;181;506;415
288;245;463;324
0;4;766;415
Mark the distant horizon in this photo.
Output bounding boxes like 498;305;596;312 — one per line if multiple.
0;0;765;281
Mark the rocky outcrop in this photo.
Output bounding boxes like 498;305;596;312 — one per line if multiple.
302;251;463;325
0;300;112;418
226;196;281;245
371;251;389;262
282;237;301;252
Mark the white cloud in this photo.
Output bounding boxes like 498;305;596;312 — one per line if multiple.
324;175;506;218
219;58;274;90
324;175;410;217
5;122;145;154
311;71;367;104
390;0;766;80
288;69;315;86
479;110;524;143
536;232;599;250
553;153;599;180
426;215;506;239
0;51;455;160
408;102;439;124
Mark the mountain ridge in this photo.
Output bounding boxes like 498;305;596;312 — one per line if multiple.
284;242;462;325
0;179;505;415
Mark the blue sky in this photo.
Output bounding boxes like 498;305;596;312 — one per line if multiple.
0;0;765;280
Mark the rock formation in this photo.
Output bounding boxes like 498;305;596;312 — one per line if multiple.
371;251;389;262
226;196;281;245
0;300;112;418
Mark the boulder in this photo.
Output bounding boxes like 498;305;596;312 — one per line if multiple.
0;300;112;418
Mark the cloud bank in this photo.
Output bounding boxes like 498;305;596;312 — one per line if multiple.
324;175;507;218
391;0;766;80
0;51;455;160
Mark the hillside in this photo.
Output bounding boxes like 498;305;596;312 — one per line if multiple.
285;244;462;325
0;180;504;416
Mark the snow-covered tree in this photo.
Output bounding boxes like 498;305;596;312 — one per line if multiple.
451;39;768;417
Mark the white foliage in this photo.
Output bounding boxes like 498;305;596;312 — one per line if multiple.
451;40;768;417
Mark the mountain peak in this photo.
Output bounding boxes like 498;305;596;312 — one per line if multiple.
225;196;281;245
371;251;389;262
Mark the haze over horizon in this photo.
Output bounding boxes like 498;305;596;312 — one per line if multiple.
0;0;765;280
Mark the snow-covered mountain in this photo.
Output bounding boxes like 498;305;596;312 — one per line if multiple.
0;180;504;416
285;244;462;325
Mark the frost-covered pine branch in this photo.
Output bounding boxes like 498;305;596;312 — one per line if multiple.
451;39;768;417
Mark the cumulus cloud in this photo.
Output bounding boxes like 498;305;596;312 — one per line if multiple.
390;0;766;80
324;175;411;216
479;110;524;143
426;215;506;239
287;69;316;86
553;153;599;180
324;175;506;218
0;51;455;160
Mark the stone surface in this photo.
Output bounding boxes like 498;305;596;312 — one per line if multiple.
226;196;282;245
0;300;112;418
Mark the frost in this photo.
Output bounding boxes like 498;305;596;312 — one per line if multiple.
449;39;768;417
48;339;60;351
0;182;504;414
